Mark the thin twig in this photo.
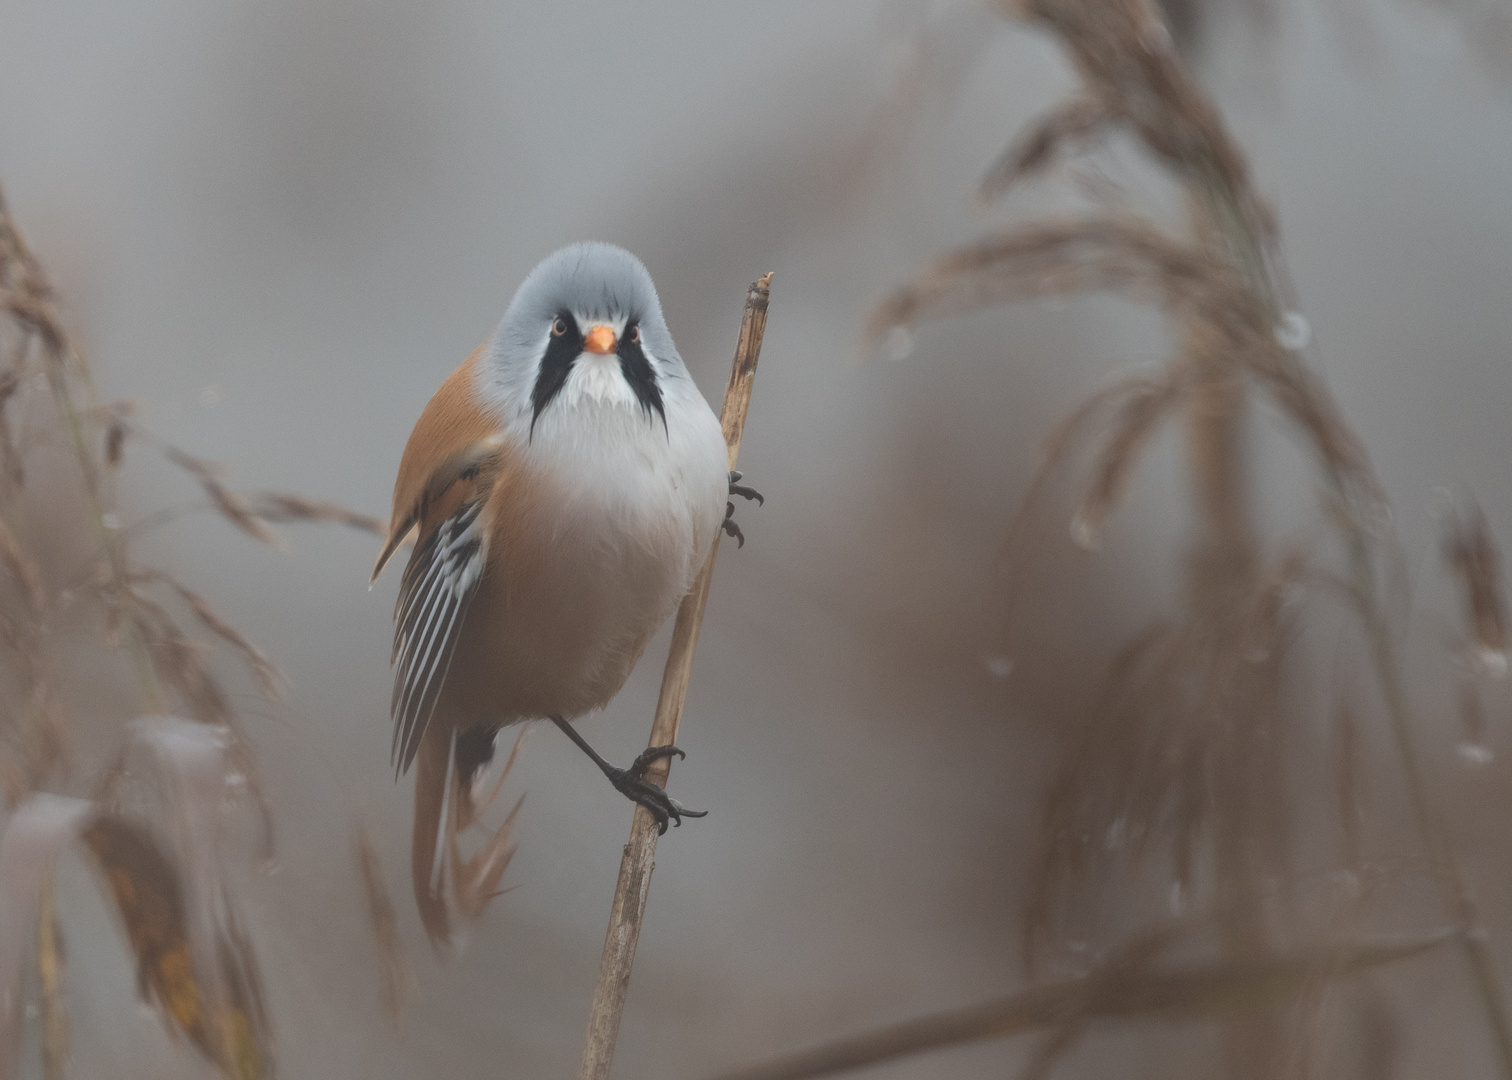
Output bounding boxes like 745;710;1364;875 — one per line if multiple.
575;273;772;1080
707;931;1452;1080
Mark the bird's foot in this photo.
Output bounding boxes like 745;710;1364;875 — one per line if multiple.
605;745;708;835
729;470;763;506
551;718;707;835
723;470;763;548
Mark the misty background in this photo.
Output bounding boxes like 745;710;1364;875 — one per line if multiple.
2;0;1511;1077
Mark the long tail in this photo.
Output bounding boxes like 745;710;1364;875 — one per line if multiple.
411;722;453;947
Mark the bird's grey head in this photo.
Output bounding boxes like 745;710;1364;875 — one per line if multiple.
484;242;682;436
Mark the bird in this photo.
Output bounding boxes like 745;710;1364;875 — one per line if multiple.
370;242;760;942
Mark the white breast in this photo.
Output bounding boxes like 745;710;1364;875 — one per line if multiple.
481;364;728;718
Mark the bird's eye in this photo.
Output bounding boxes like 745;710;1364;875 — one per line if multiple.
551;317;567;337
628;325;641;344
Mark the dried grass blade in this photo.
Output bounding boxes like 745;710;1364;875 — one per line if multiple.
996;371;1165;568
247;493;386;537
0;354;24;492
1070;374;1185;549
352;824;411;1022
1010;0;1262;232
0;515;44;618
1442;500;1509;676
978;96;1111;202
81;816;212;1053
37;882;66;1080
135;571;286;699
0;190;73;365
162;448;286;551
1021;623;1182;967
146;628;233;725
0;793;91;1080
86;718;274;1080
85;399;138;468
104;417;126;467
1240;341;1384;515
707;931;1452;1080
864;218;1246;351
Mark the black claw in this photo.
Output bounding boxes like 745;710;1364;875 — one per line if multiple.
723;472;760;549
552;718;707;835
728;470;764;506
605;766;707;835
631;743;686;777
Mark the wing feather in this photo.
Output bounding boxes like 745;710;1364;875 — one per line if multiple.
391;499;486;773
387;458;496;775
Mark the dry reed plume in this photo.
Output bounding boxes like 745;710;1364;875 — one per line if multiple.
719;0;1512;1076
0;183;394;1080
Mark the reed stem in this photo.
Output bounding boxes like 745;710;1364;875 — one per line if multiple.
575;273;772;1080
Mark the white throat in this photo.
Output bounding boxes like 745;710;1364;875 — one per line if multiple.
561;351;638;411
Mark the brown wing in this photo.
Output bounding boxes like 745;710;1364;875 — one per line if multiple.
371;347;498;583
372;349;504;773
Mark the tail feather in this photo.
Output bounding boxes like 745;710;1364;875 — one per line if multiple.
411;723;453;947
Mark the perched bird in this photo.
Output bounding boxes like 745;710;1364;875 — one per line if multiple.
371;243;759;942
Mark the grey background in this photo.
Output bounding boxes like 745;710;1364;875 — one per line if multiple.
2;0;1511;1076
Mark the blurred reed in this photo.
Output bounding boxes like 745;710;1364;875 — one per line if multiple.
0;183;393;1080
720;0;1512;1076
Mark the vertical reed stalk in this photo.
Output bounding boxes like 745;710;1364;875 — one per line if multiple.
1195;146;1512;1077
576;273;772;1080
1180;197;1280;1080
37;882;66;1080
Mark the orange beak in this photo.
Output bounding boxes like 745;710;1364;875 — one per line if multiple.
583;325;617;354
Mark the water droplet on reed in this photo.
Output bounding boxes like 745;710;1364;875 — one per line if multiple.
1474;647;1509;680
1274;311;1311;351
1458;742;1494;766
1167;880;1187;915
1070;510;1103;551
101;512;121;530
1139;18;1173;53
881;326;915;363
984;655;1014;679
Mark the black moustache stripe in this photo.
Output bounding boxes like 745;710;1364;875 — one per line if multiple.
617;325;667;436
529;315;667;438
530;310;582;437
